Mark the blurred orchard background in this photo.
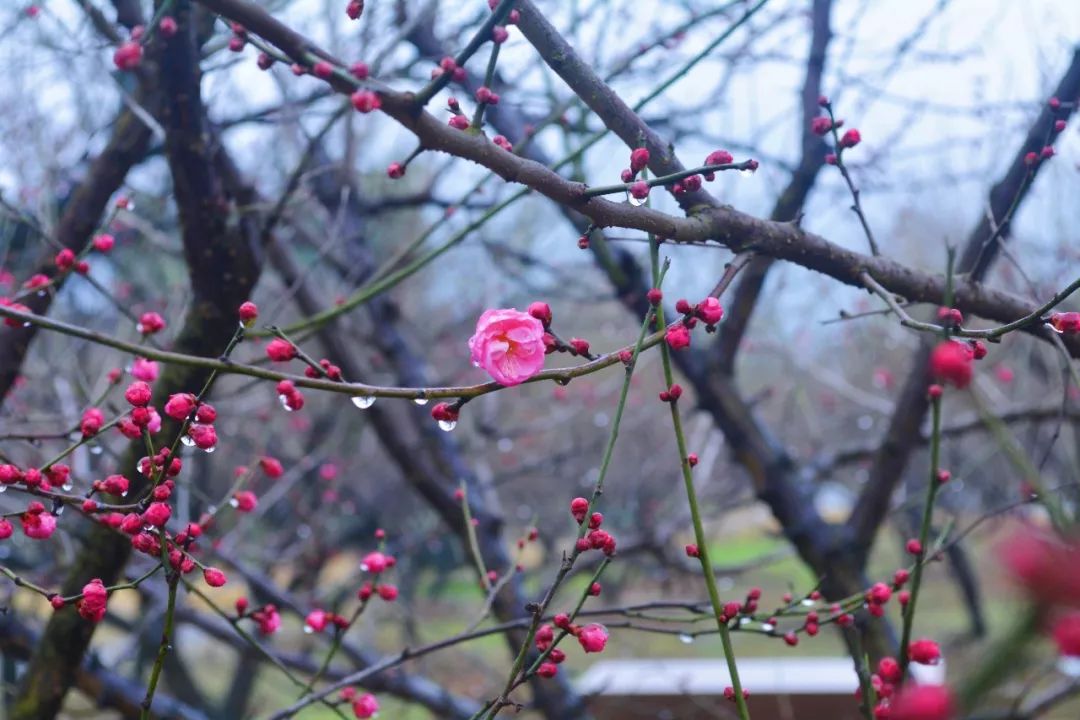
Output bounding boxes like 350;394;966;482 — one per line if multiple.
1;0;1080;718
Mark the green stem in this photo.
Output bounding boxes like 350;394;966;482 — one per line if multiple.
898;392;942;674
968;387;1069;531
843;626;876;720
460;483;491;591
473;285;659;720
582;160;754;197
824;104;878;256
414;0;517;106
955;604;1040;713
471;41;502;129
651;236;750;720
272;189;526;337
184;580;350;718
297;601;368;699
480;558;613;720
521;558;610;678
39;415;124;471
140;562;178;719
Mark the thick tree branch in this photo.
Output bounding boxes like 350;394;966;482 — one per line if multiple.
189;0;1080;361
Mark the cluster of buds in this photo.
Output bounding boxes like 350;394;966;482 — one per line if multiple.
136;311;166;336
664;296;725;351
0;463;70;492
232;488;258;512
1024;97;1069;166
534;616;609;679
0;297;32;328
276;380;305;412
163;391;219;457
814;96;862;164
362;552;397;574
117;380;161;439
445;96;471;130
524;302;576;359
433;56;467;84
186;405;218;451
570;497;617;556
516;526;541;550
671;173;702;196
11;501;59;540
303;609;351;634
492;134;514;152
76;578;109;622
620;147;746;199
4;227;121;317
475;85;500;106
868;640;944;717
724;686;751;703
928;340;974;389
811;115;842;137
113;28;143;71
351;89;381;113
621;147;651;185
865;581;892;618
719;587;763;626
936;306;963;328
305;357;343;381
22;273;49;293
702;149;750;181
247;602;282;635
53;247;89;275
227;22;247;53
571;620;608;653
658;383;682;403
266;337;297;362
136;448;183;483
357;550;399;602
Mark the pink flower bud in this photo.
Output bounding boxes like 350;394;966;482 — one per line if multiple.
203;567;228;587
